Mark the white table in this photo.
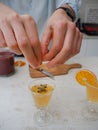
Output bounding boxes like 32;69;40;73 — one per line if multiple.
0;57;98;130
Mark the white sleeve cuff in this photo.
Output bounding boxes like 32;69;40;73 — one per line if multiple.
58;0;81;18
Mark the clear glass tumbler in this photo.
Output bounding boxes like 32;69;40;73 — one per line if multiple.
29;77;55;126
83;81;98;121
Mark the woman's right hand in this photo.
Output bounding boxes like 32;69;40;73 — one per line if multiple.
0;3;42;68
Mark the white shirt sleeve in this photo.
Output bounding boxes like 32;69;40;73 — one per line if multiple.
56;0;82;18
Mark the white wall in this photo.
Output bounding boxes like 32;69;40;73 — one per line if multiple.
75;38;98;58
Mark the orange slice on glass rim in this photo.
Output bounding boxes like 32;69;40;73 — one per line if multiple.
75;69;97;86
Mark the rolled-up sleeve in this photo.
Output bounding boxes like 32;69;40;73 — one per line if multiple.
56;0;81;18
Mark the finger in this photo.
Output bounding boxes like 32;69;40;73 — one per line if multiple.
43;22;67;61
71;28;83;57
0;18;21;54
41;25;52;55
46;49;70;68
47;22;76;67
63;22;76;49
75;31;83;53
0;29;6;47
72;28;80;54
10;15;38;68
21;15;42;65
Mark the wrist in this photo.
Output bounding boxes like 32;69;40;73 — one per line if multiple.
62;4;75;15
56;6;76;22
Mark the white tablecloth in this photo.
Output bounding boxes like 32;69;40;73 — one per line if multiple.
0;57;98;130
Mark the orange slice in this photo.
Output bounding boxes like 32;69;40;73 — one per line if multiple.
75;69;97;86
14;61;26;67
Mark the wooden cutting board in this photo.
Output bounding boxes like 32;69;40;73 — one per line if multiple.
29;63;82;78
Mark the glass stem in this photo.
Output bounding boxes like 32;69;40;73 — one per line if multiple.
39;108;46;120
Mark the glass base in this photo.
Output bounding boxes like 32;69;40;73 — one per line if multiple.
34;110;53;126
82;101;98;121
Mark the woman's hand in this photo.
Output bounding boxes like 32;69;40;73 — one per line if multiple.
0;3;42;68
41;8;83;67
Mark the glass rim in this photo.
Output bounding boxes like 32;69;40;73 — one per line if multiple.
85;81;98;90
0;51;14;59
29;78;55;95
29;84;55;95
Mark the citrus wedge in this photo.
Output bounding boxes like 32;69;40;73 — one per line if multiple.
75;69;97;86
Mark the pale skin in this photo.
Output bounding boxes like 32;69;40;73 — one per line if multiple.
0;3;83;68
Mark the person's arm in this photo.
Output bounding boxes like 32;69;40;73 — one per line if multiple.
0;2;42;68
41;0;82;68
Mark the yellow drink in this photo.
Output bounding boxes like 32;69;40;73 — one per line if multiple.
30;84;54;108
86;82;98;102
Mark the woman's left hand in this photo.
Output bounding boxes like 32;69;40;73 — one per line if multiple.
41;8;83;67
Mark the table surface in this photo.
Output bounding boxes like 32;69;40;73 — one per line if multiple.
0;57;98;130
